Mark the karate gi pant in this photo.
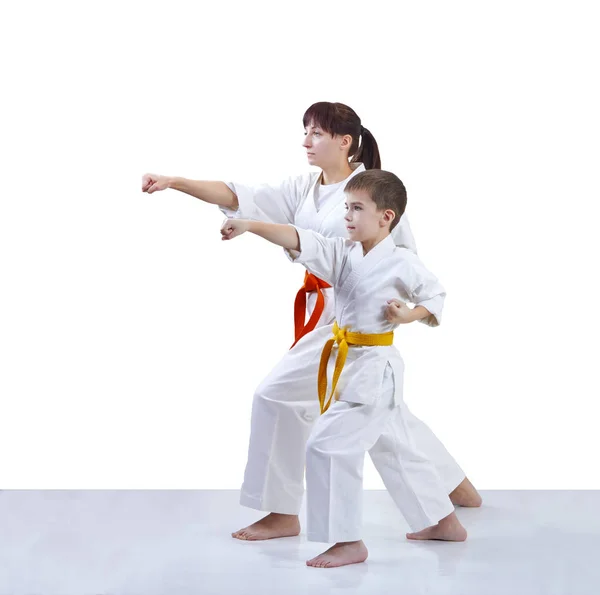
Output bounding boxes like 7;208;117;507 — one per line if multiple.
305;364;455;542
240;327;464;533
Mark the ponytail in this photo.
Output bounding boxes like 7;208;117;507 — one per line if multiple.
351;126;381;170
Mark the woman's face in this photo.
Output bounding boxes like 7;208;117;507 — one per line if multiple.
302;122;343;168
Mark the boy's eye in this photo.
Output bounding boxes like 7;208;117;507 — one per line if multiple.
354;206;362;210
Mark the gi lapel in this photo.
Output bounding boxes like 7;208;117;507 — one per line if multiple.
313;163;367;228
337;235;396;307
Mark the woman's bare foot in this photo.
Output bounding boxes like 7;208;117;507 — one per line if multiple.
306;540;368;568
406;511;467;542
232;513;300;541
449;477;483;507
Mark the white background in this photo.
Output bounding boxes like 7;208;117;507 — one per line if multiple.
1;0;599;489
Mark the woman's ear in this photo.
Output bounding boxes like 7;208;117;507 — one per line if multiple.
339;134;353;150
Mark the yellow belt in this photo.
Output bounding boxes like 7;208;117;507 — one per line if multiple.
317;321;394;414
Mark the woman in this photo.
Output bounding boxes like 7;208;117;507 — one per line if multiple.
142;102;481;545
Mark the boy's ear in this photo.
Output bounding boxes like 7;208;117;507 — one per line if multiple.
382;209;396;227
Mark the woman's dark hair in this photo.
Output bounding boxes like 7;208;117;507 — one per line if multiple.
302;102;381;169
345;170;407;231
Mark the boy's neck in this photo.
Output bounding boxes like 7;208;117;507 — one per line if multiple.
361;231;391;255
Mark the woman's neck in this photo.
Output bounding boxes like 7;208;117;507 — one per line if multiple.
320;162;354;185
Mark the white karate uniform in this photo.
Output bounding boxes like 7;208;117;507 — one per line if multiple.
219;164;465;518
220;163;417;327
288;228;455;541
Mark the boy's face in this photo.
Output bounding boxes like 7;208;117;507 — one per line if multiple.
344;189;394;242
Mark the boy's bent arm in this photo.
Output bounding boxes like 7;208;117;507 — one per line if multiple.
408;305;432;322
248;221;300;251
395;252;446;327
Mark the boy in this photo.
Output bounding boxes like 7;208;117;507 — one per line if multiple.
221;170;467;568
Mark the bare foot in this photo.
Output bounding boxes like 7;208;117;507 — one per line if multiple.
406;511;467;542
232;513;300;541
306;540;369;568
449;477;483;507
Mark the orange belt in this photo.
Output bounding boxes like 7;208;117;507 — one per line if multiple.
290;271;332;349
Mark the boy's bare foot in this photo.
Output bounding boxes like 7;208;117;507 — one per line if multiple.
406;511;467;542
306;540;368;568
232;513;300;541
449;477;483;507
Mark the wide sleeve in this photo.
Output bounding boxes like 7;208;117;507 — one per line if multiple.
391;213;418;254
284;226;350;288
396;252;446;327
219;174;313;223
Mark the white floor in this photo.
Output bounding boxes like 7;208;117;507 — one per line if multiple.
1;490;599;595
